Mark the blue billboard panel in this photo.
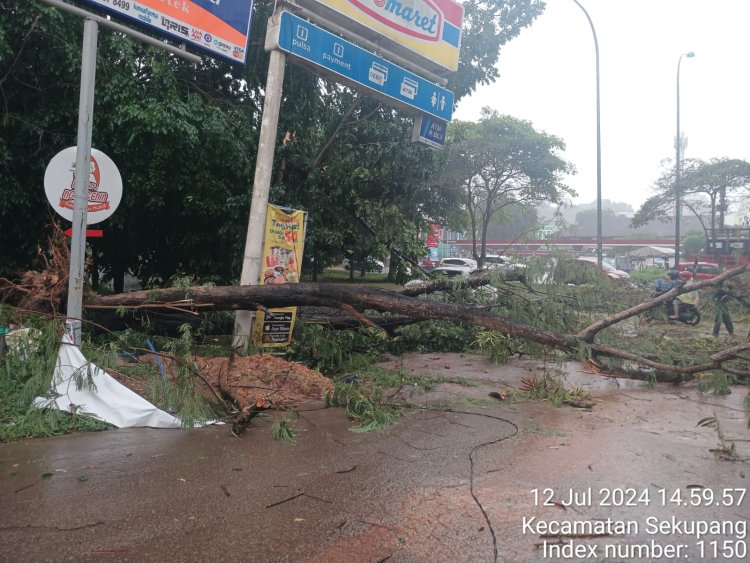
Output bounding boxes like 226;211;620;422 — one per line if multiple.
79;0;254;64
412;114;447;149
274;11;454;122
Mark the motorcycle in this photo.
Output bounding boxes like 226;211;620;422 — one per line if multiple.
645;292;701;326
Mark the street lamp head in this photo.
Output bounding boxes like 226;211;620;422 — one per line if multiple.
686;51;696;58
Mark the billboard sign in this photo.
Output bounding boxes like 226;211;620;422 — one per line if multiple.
274;11;454;121
44;147;122;225
412;114;447;149
79;0;255;64
294;0;464;72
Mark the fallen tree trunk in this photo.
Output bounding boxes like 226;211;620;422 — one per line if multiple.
86;264;750;379
88;282;574;350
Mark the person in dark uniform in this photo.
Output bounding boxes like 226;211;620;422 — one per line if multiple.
712;282;735;338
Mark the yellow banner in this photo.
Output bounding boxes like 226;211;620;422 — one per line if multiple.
253;205;307;348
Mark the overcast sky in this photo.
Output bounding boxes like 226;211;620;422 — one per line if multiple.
453;0;750;213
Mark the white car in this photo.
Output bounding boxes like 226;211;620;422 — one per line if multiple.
577;257;630;281
438;257;478;269
482;254;528;275
432;264;474;279
483;255;512;268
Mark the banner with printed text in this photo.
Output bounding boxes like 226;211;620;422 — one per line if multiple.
79;0;254;64
252;205;307;348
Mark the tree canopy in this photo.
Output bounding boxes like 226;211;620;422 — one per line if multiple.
631;158;750;245
440;109;575;266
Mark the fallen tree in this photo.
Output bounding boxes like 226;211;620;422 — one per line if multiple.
85;265;750;380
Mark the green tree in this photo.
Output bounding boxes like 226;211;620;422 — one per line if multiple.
484;203;539;241
682;231;706;257
632;158;750;251
572;208;633;237
441;109;575;267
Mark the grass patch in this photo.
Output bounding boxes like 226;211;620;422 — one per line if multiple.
323;365;479;432
271;409;299;443
519;372;591;407
325;384;402;432
316;269;399;289
524;422;570;437
462;397;493;408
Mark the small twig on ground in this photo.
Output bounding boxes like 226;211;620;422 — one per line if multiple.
265;490;306;508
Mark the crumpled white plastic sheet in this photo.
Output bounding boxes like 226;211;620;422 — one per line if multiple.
33;335;182;428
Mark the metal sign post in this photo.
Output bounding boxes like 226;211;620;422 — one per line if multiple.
65;17;98;346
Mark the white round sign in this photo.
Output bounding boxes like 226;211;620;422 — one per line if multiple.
44;147;122;225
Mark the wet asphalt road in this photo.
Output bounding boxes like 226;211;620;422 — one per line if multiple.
1;355;749;562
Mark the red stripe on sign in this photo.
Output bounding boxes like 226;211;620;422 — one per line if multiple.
435;0;464;25
64;229;104;238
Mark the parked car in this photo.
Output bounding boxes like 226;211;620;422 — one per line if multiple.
482;254;528;275
483;255;512;268
438;257;478;269
552;256;630;285
578;257;631;282
678;261;719;280
431;264;474;279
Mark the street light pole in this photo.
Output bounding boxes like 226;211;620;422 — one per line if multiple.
572;0;602;269
674;51;695;268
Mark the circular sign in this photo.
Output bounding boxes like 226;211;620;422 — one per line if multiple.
44;147;122;225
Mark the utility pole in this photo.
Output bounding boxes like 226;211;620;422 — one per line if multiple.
234;14;287;350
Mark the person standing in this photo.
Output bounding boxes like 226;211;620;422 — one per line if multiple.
712;282;735;338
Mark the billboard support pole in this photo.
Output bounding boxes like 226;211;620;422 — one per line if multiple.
235;22;287;350
65;17;98;346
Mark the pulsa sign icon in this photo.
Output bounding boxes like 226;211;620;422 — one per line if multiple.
350;0;442;41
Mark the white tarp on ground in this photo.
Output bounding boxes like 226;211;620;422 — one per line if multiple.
33;336;182;428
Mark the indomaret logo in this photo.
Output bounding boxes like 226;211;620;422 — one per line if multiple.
348;0;443;41
59;156;110;213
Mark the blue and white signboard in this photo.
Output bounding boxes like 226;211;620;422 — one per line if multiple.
412;114;447;149
273;11;454;122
